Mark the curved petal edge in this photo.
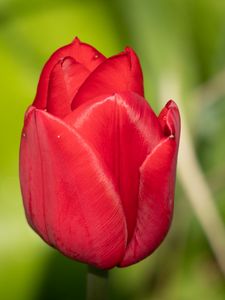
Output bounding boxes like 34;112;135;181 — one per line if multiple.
119;101;180;267
33;37;106;109
20;108;127;269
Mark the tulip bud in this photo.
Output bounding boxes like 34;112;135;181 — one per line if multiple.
19;37;180;269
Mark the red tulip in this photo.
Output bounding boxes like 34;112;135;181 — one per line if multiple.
19;38;180;269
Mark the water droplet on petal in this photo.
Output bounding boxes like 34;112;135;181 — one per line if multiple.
94;54;99;59
169;134;175;139
57;135;61;139
22;132;26;137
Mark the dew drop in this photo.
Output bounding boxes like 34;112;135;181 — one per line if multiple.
169;134;175;139
57;135;61;139
94;54;99;59
22;132;26;137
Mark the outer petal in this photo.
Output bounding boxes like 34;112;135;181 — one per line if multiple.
19;107;50;242
65;92;163;240
119;100;180;267
71;48;144;109
19;107;127;269
33;37;106;109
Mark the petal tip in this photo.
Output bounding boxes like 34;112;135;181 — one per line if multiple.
124;46;132;54
72;36;80;44
159;100;181;141
165;99;179;111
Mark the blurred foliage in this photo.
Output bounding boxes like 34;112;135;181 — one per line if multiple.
0;0;225;299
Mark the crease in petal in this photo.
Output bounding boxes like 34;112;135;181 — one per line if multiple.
20;108;127;269
47;57;89;117
33;37;106;109
65;92;163;241
61;57;89;100
71;47;144;109
119;101;180;267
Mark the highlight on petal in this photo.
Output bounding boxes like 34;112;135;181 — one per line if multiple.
71;48;144;109
19;108;127;269
65;92;163;241
119;101;180;267
33;37;106;109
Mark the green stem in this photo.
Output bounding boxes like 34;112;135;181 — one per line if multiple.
86;265;109;300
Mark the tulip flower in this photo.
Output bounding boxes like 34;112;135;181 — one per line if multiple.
19;37;180;270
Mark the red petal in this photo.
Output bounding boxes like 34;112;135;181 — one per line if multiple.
47;57;89;117
33;37;106;109
19;108;127;269
19;106;50;243
65;92;162;241
61;57;89;100
158;100;180;141
71;48;144;109
119;101;180;267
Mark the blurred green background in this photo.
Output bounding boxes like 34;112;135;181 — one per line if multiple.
1;0;225;299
